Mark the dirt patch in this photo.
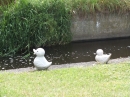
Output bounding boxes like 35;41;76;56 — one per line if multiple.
0;57;130;73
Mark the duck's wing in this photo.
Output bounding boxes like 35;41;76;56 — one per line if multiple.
48;62;52;65
95;54;111;64
35;61;52;67
95;55;106;63
103;54;112;63
34;60;45;67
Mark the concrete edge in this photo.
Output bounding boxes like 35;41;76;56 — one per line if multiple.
0;57;130;73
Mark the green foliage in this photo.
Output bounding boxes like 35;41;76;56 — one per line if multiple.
0;0;71;56
0;0;14;6
70;0;130;14
0;0;130;56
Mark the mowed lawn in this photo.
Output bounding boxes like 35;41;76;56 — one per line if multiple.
0;63;130;97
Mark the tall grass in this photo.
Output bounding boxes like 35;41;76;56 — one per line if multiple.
69;0;130;14
0;0;71;56
0;0;14;6
0;0;15;15
0;0;130;56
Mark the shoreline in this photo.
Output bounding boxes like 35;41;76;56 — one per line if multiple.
0;57;130;73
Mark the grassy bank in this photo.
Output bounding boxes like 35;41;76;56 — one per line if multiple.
69;0;130;14
0;63;130;97
0;0;130;56
0;0;71;56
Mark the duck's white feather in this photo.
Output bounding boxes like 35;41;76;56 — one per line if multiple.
33;48;52;70
95;54;111;64
95;49;112;64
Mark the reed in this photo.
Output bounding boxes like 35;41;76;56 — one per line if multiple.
0;0;71;56
0;0;130;56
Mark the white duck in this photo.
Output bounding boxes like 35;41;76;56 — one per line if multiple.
33;48;52;70
95;49;112;64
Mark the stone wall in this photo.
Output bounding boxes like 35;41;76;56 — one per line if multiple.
71;13;130;41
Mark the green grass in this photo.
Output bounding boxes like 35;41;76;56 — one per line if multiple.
0;0;72;56
0;63;130;97
66;0;130;14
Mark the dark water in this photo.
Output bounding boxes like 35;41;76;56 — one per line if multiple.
0;38;130;70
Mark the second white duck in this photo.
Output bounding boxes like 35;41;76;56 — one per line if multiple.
33;48;52;70
95;49;112;64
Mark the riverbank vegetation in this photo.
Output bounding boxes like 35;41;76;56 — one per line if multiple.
0;0;130;56
0;63;130;97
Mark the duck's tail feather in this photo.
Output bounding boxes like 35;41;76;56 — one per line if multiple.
49;62;52;65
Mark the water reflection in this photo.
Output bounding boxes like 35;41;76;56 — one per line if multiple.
0;56;34;70
0;38;130;70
